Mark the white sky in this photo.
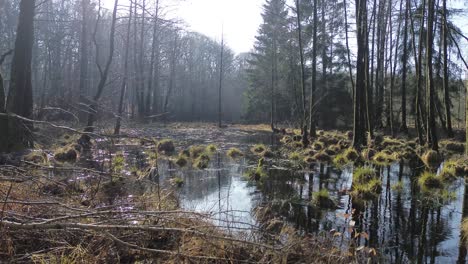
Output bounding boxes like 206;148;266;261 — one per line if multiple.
176;0;264;54
104;0;264;54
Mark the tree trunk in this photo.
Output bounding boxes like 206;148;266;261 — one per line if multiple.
296;0;309;146
309;0;318;140
353;0;368;149
80;0;118;145
218;33;224;128
78;0;89;122
147;0;160;119
400;0;409;133
442;0;453;137
1;0;35;152
115;0;133;135
426;0;438;151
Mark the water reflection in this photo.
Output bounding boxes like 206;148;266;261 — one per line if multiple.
119;130;467;263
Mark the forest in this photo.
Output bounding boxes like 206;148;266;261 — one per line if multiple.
1;0;468;263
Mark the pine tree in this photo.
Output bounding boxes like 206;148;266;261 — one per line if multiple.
248;0;290;130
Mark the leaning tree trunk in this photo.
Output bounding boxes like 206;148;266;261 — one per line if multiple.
80;0;118;145
1;0;35;152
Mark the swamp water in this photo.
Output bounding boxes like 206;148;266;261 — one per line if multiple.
99;127;467;263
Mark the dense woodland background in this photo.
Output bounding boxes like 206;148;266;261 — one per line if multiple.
0;0;468;151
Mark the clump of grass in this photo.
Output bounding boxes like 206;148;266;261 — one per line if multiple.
441;140;465;153
351;178;382;200
312;142;324;151
332;153;348;168
439;161;458;182
206;144;217;153
353;166;377;185
157;139;175;154
304;156;315;164
289;151;302;162
172;177;184;187
313;152;331;163
372;151;395;166
324;148;336;156
381;137;402;148
194;153;210;170
189;145;205;159
251;144;267;155
245;163;267;182
24;150;48;165
227;148;243;159
344;148;360;163
280;135;292;144
312;189;336;209
329;144;342;154
303;149;315;156
112;152;125;173
418;171;444;191
262;150;275;158
361;148;376;160
175;155;188;167
54;146;78;162
462;218;468;246
292;141;303;148
391;181;404;192
351;166;382;200
421;150;441;169
345;131;353;140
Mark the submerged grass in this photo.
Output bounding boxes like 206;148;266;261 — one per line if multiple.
312;189;336;209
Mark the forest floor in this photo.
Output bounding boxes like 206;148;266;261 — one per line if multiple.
1;121;468;263
0;122;371;263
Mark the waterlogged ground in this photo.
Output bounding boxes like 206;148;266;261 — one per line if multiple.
102;124;467;263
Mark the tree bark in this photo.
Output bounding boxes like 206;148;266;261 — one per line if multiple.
2;0;36;152
296;0;309;145
309;0;318;140
400;0;409;133
353;0;368;149
78;0;90;122
442;0;453;137
426;0;438;150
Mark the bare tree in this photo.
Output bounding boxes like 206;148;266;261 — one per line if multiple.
80;0;119;145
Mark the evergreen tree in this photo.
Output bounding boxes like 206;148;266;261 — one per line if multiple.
247;0;290;129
